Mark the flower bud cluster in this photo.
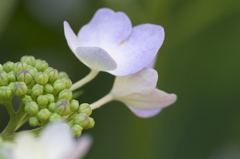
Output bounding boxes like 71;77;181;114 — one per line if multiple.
0;56;94;136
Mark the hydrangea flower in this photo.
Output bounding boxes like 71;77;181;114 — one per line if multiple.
64;8;164;76
12;122;92;159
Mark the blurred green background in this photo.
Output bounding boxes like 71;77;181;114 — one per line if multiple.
0;0;240;158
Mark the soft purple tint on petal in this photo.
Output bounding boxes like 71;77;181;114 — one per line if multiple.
145;56;157;68
129;107;162;118
111;68;158;97
119;89;177;110
64;21;81;54
76;47;117;71
78;8;132;51
109;24;165;76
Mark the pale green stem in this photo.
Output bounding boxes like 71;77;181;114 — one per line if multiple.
90;93;113;110
70;70;99;91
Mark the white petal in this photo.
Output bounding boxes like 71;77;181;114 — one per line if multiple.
40;122;75;159
111;68;158;98
13;133;44;159
129;107;162;118
67;135;93;159
109;24;164;76
64;21;81;54
76;47;117;71
118;89;177;110
78;8;132;51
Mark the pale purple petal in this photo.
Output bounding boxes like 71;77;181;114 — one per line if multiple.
76;47;117;71
129;107;162;118
145;56;157;68
111;68;158;97
64;21;82;54
109;24;164;76
118;89;177;110
78;8;132;52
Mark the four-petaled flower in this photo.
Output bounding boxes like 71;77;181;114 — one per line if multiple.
64;8;164;76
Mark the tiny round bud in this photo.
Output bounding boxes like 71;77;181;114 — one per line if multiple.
46;94;55;103
49;113;61;122
70;100;79;112
35;72;49;85
0;71;9;86
62;78;72;89
58;72;69;79
78;103;92;116
29;116;41;126
21;95;33;104
55;99;71;116
67;112;77;121
31;84;44;97
71;125;83;137
48;102;56;112
86;117;95;129
35;60;48;72
0;64;3;71
44;84;54;93
37;108;51;122
17;70;33;85
37;95;49;108
25;101;39;115
53;79;65;93
0;86;13;100
44;67;58;83
58;89;72;101
73;114;89;128
27;66;38;77
13;82;28;97
20;56;36;66
7;71;16;82
14;62;28;74
3;61;14;73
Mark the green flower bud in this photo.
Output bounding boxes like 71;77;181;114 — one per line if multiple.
67;112;78;121
13;82;28;97
7;71;16;82
49;113;61;122
35;60;48;72
58;72;69;79
35;72;49;85
55;99;71;116
25;101;39;115
29;116;41;126
21;95;32;105
14;62;28;74
0;86;13;100
71;125;82;137
37;95;49;108
44;84;54;93
31;84;44;97
27;66;38;77
0;64;3;71
78;103;92;116
53;79;65;93
37;108;51;122
48;102;56;112
0;71;9;86
73;114;90;128
87;117;95;129
46;94;55;103
44;67;58;83
58;89;72;101
62;78;72;89
20;56;36;66
3;61;14;73
70;100;79;112
17;70;33;85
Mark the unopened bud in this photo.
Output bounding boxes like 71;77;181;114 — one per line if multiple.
3;61;14;73
35;60;48;72
49;113;61;122
44;67;58;83
21;95;32;104
73;114;90;128
14;62;28;74
25;101;39;115
44;84;54;93
7;71;16;82
46;94;55;103
71;125;83;137
78;103;92;116
87;117;95;129
31;84;44;97
37;95;49;108
37;108;51;122
35;72;49;85
58;89;72;101
17;70;33;85
29;116;41;126
70;100;79;112
55;100;71;116
53;79;65;93
27;66;38;77
48;102;56;112
0;86;13;100
58;72;69;79
20;56;36;66
0;71;9;86
67;112;77;121
13;82;28;97
62;78;72;89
